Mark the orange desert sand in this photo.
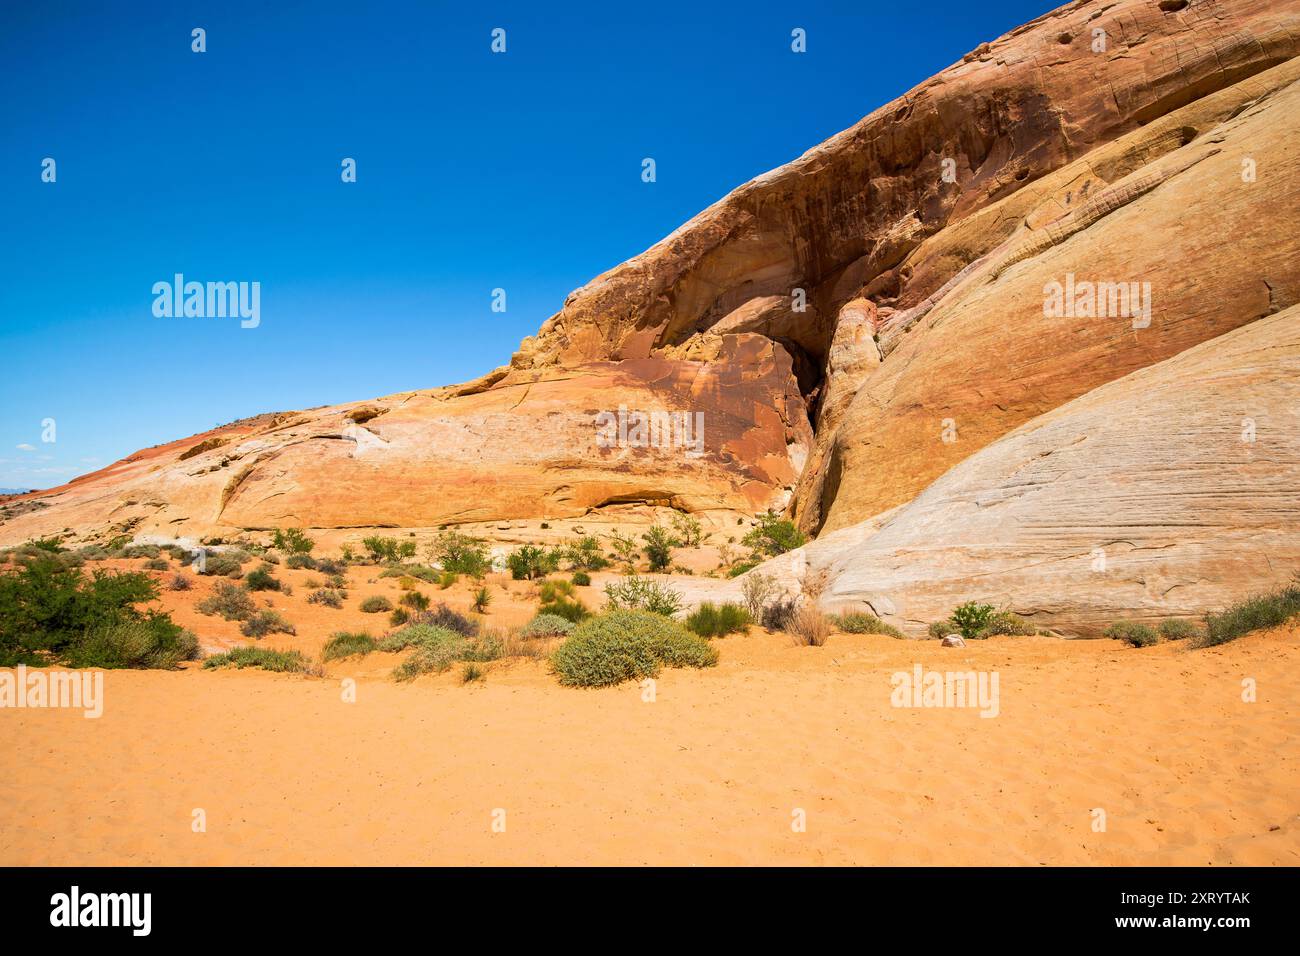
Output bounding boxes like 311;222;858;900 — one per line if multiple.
1;561;1296;866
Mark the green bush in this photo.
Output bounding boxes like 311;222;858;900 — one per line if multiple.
641;525;680;571
387;624;500;681
122;544;160;559
602;575;683;616
950;602;995;640
360;595;393;613
200;552;245;578
239;610;296;638
1199;586;1300;647
203;647;311;673
727;560;759;578
742;511;806;557
1158;618;1200;641
928;619;958;639
285;553;317;570
975;610;1036;639
685;602;751;637
832;611;904;638
389;607;409;626
379;565;440;583
551;611;718;687
539;595;589;623
322;631;377;661
519;613;576;638
564;536;609;571
507;545;556;580
1105;620;1159;647
361;536;415;563
144;558;170;571
64;621;199;670
271;527;314;555
572;571;591;587
196;581;256;621
461;663;485;683
431;531;491;577
244;566;281;592
305;587;343;608
399;590;429;611
472;586;492;613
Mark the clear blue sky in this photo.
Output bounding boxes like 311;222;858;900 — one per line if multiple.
0;0;1051;490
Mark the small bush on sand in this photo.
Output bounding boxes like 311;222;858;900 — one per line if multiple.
950;602;995;640
741;571;779;619
360;595;393;613
685;602;751;638
400;590;430;611
308;587;345;609
388;625;500;681
461;662;485;684
430;530;492;578
203;647;310;673
1197;585;1300;648
200;553;245;578
122;544;160;560
169;573;192;591
271;527;314;555
439;571;458;589
519;613;575;638
379;622;462;653
761;595;798;631
742;511;806;557
239;610;296;638
1105;620;1159;647
974;610;1036;639
389;608;409;626
928;619;958;639
285;553;317;570
322;631;377;661
380;565;440;584
539;579;575;602
727;560;760;578
507;544;556;581
789;604;830;647
602;575;683;617
551;611;717;687
244;566;281;592
472;586;492;613
572;571;591;587
641;525;680;572
412;601;479;636
197;581;256;621
144;557;170;571
832;611;904;638
64;621;199;669
1158;618;1200;641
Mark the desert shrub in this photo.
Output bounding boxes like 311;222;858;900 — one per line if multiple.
322;631;377;661
564;536;609;571
551;611;717;687
387;625;500;681
685;602;751;637
1198;585;1300;647
950;602;995;640
399;590;429;611
380;565;439;583
928;619;958;639
572;571;591;587
439;571;457;589
285;553;317;570
519;613;576;638
602;575;683;617
761;595;798;631
64;621;199;669
975;610;1036;639
1105;620;1159;647
1158;618;1200;641
378;622;461;653
742;511;806;557
361;536;415;563
507;545;556;581
389;608;409;626
539;595;589;623
203;647;310;673
740;571;779;619
197;581;256;621
789;604;831;646
832;611;903;638
641;525;680;572
169;573;192;591
122;544;160;560
395;575;417;591
244;566;281;592
670;513;703;547
199;552;245;578
472;586;492;613
144;558;170;571
539;579;575;602
431;531;491;578
271;527;314;555
404;601;479;636
360;595;393;613
327;572;348;590
260;552;280;565
307;587;345;609
239;610;296;638
461;663;485;683
75;544;111;562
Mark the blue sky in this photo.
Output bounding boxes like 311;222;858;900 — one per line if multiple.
0;0;1051;489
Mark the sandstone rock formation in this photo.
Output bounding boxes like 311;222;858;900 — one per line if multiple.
3;0;1298;634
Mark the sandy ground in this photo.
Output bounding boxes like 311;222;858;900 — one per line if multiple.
2;557;1296;865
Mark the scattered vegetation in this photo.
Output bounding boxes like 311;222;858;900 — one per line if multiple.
1158;618;1200;641
429;530;492;578
322;631;377;661
832;611;904;638
307;587;345;609
197;581;257;621
239;610;297;638
519;613;576;638
1105;620;1159;647
203;646;311;673
1198;585;1300;648
602;575;683;617
685;602;751;638
550;610;718;687
361;536;417;563
271;527;315;555
742;511;806;557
